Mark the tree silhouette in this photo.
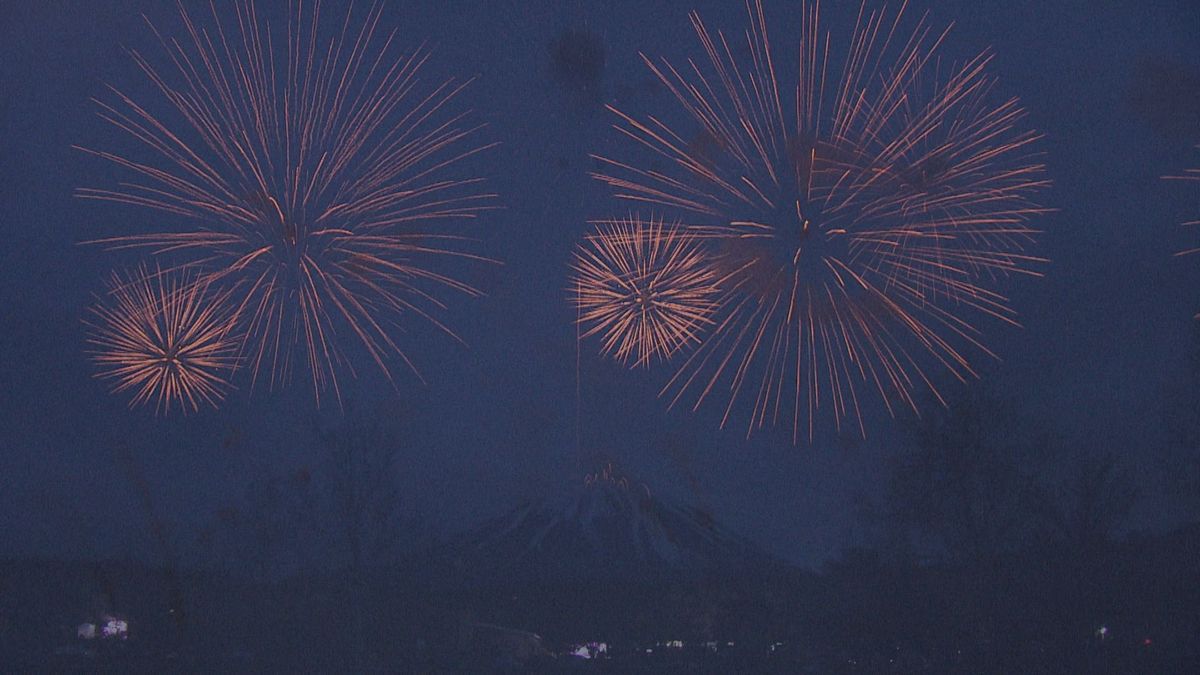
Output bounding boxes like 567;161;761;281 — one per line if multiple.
318;405;427;669
1163;324;1200;520
1029;452;1137;554
883;383;1032;563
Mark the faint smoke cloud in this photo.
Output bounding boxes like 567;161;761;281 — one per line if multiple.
1129;57;1200;142
549;28;606;95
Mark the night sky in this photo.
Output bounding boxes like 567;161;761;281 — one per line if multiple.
1;0;1198;570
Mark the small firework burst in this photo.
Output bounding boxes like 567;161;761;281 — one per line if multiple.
86;266;240;414
571;215;722;367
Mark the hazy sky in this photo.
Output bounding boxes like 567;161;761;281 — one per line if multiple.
1;0;1198;569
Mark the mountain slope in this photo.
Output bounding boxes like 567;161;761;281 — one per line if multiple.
431;466;777;585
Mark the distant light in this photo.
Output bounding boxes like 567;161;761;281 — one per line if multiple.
1142;638;1152;647
569;645;591;659
1096;626;1109;640
101;617;129;639
567;642;608;659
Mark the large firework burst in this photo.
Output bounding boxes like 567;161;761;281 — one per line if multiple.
77;1;497;405
592;0;1048;441
86;265;240;414
571;215;722;367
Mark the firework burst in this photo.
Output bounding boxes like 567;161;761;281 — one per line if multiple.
572;215;722;367
86;265;240;414
77;0;497;405
592;0;1049;441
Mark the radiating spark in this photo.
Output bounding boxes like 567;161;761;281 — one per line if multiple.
591;0;1049;441
1167;146;1200;233
571;215;722;367
86;265;240;414
76;0;498;405
1166;146;1200;316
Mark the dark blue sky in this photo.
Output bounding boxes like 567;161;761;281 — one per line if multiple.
1;0;1198;568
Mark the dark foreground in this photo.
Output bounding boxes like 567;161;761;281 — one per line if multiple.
3;524;1198;673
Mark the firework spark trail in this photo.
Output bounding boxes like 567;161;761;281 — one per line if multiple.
77;0;498;405
1167;146;1200;317
86;265;241;414
592;0;1049;441
1167;146;1200;234
571;215;724;368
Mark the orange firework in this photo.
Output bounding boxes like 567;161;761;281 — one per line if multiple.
86;265;240;414
571;215;722;367
1168;147;1200;231
77;1;497;405
1168;146;1200;315
592;0;1049;441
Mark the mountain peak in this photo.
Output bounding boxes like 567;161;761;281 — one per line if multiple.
583;461;652;498
432;468;776;587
